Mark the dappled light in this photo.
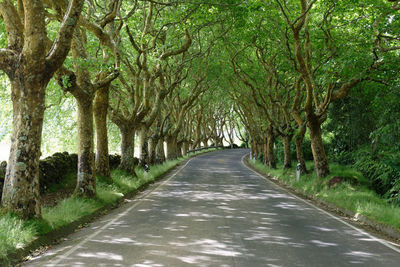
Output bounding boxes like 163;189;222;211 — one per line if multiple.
1;0;400;264
27;150;400;266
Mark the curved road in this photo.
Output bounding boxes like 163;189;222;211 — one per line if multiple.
27;149;400;266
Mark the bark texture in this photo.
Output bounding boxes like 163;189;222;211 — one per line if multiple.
182;141;189;156
120;128;136;173
266;128;277;169
0;0;84;217
2;79;45;217
156;138;166;164
308;115;330;178
166;136;178;160
138;127;149;166
75;98;96;197
294;125;307;174
148;137;157;165
282;135;292;169
94;85;110;178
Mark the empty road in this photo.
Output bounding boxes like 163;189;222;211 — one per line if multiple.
26;149;400;266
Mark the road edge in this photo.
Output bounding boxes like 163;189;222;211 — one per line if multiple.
11;149;220;266
241;154;400;251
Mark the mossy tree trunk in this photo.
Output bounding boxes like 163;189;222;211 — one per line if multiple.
262;142;268;165
166;135;178;160
148;136;157;165
138;127;149;166
308;114;330;178
182;141;189;156
294;125;307;174
120;127;136;173
94;84;110;178
0;0;84;218
266;127;277;169
2;79;45;218
75;97;96;197
282;135;293;169
156;138;166;164
176;141;183;158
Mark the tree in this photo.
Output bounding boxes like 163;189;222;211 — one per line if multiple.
0;0;84;218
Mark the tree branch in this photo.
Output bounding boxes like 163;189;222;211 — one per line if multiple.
160;29;192;60
46;0;85;77
0;49;17;74
93;70;120;89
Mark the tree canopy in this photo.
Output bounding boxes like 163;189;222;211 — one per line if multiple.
1;0;400;218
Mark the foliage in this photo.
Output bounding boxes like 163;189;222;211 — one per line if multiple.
354;149;400;202
0;213;37;264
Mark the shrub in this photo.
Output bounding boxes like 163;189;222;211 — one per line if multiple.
354;149;400;201
109;154;121;169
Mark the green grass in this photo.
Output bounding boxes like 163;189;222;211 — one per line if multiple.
0;213;37;261
250;159;400;231
42;197;101;230
0;147;218;263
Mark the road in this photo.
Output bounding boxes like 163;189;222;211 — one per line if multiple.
26;149;400;266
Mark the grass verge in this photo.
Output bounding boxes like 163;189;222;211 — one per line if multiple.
249;159;400;232
0;148;217;264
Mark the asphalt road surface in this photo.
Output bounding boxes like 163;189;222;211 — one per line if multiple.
26;149;400;266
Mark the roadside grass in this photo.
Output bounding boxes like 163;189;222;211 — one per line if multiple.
0;147;217;263
42;197;101;230
250;159;400;231
0;213;37;261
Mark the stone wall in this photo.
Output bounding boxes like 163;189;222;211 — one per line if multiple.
0;152;122;199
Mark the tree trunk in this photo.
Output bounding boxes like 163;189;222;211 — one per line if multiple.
138;127;148;166
166;136;178;160
308;115;330;178
250;141;256;160
119;127;136;173
75;98;96;197
218;137;224;147
148;136;157;165
182;141;189;156
257;143;263;162
176;141;183;158
156;138;165;164
202;139;208;148
294;126;307;174
1;80;45;218
94;85;110;178
266;128;277;169
282;135;292;169
262;142;268;165
252;141;258;161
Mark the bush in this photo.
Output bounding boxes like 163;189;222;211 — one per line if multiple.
109;154;121;169
354;148;400;201
329;150;356;165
